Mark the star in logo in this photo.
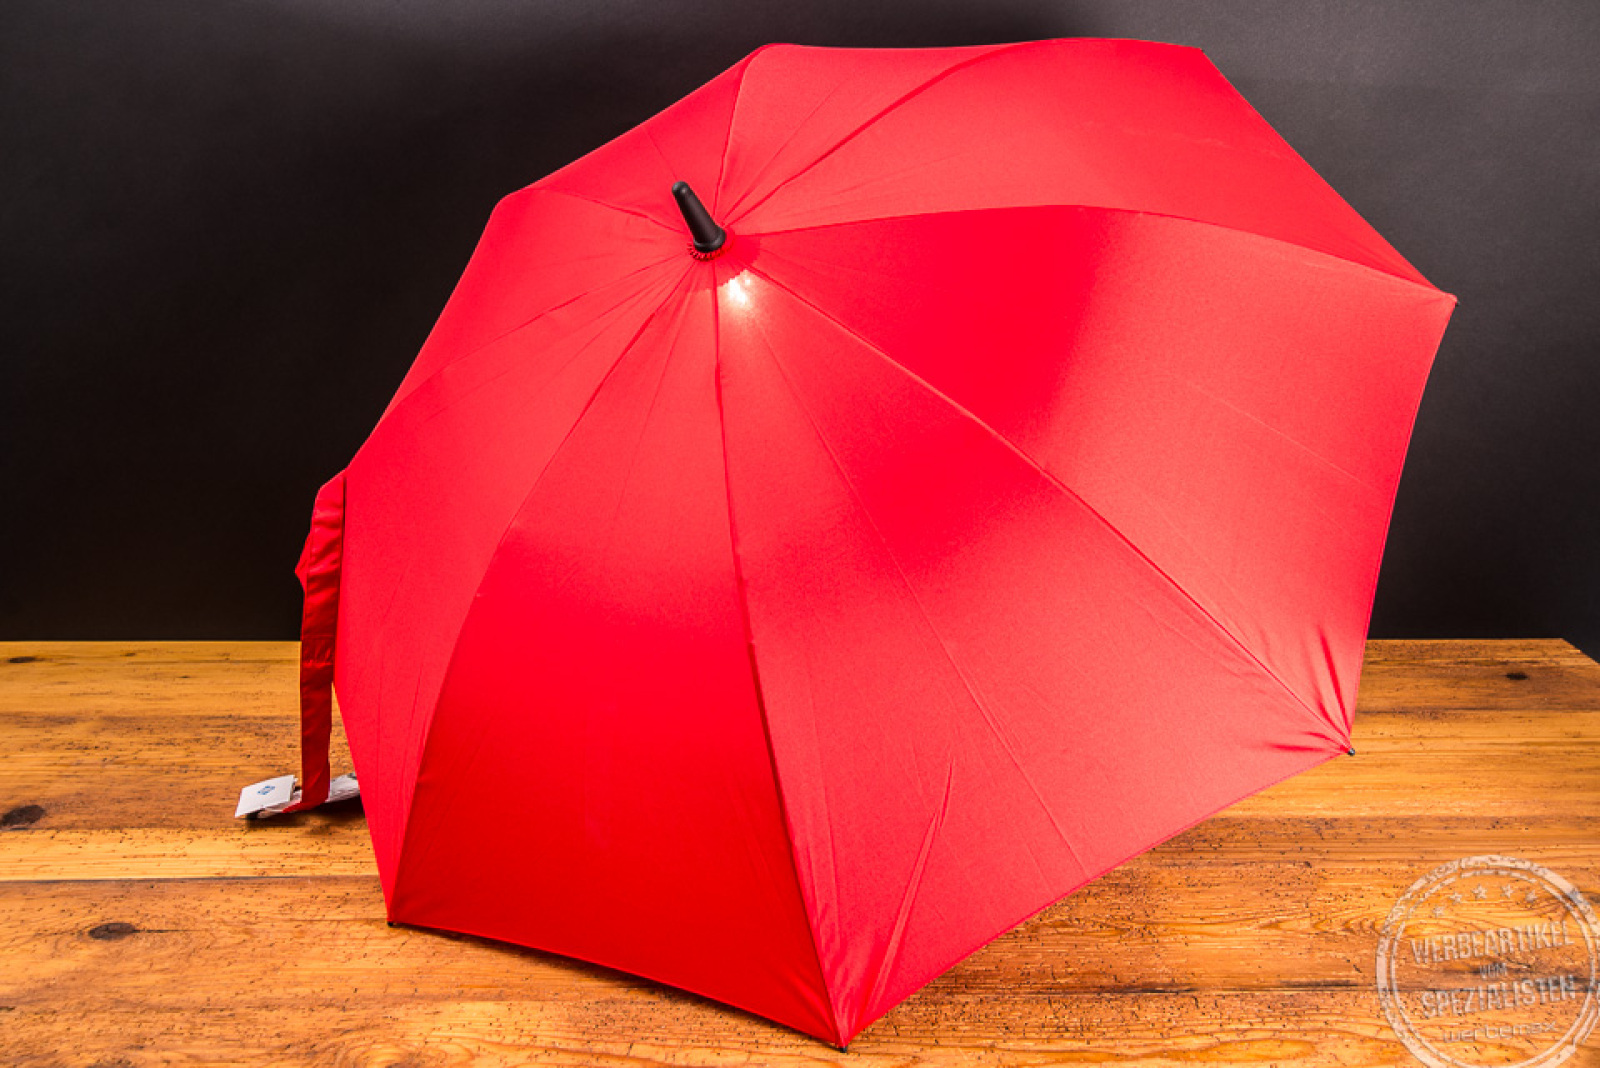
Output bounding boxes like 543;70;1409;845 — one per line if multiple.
1473;884;1489;900
1526;889;1541;906
1432;905;1446;918
1502;883;1517;899
1451;892;1465;904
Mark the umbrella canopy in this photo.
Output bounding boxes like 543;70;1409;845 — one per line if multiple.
285;38;1454;1046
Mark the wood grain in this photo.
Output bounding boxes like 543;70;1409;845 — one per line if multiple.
0;640;1596;1066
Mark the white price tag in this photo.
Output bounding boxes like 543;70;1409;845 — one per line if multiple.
235;774;296;818
233;771;360;819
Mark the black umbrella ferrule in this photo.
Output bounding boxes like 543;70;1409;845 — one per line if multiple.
672;181;726;255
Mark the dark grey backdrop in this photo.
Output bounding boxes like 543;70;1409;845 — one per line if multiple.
4;1;1597;651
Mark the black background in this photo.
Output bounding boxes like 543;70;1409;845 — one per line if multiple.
4;1;1597;650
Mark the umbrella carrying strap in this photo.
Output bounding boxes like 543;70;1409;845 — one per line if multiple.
280;469;347;814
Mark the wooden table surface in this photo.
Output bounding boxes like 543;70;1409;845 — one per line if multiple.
1;640;1596;1067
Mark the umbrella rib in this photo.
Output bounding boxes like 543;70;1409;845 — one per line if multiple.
745;295;1096;854
861;761;954;1023
744;203;1445;293
744;301;1093;1022
377;253;681;427
527;184;679;234
723;38;1047;227
744;262;1348;746
711;45;771;218
715;77;851;222
710;272;844;1045
387;262;700;896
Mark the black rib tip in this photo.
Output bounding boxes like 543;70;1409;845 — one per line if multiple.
671;180;726;254
1346;746;1357;756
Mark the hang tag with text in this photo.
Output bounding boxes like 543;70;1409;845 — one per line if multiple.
235;774;296;818
233;771;359;819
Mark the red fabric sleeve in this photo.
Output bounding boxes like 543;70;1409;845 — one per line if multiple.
282;470;346;813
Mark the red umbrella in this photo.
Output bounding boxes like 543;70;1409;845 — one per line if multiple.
281;38;1454;1046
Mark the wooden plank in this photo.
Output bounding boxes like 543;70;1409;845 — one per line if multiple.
4;717;1595;832
3;814;1598;884
0;865;1593;1065
2;641;1596;831
0;709;358;829
1;815;1596;883
0;825;375;881
0;640;1596;1066
2;858;1593;998
0;878;1432;1068
0;992;1424;1068
0;642;355;832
